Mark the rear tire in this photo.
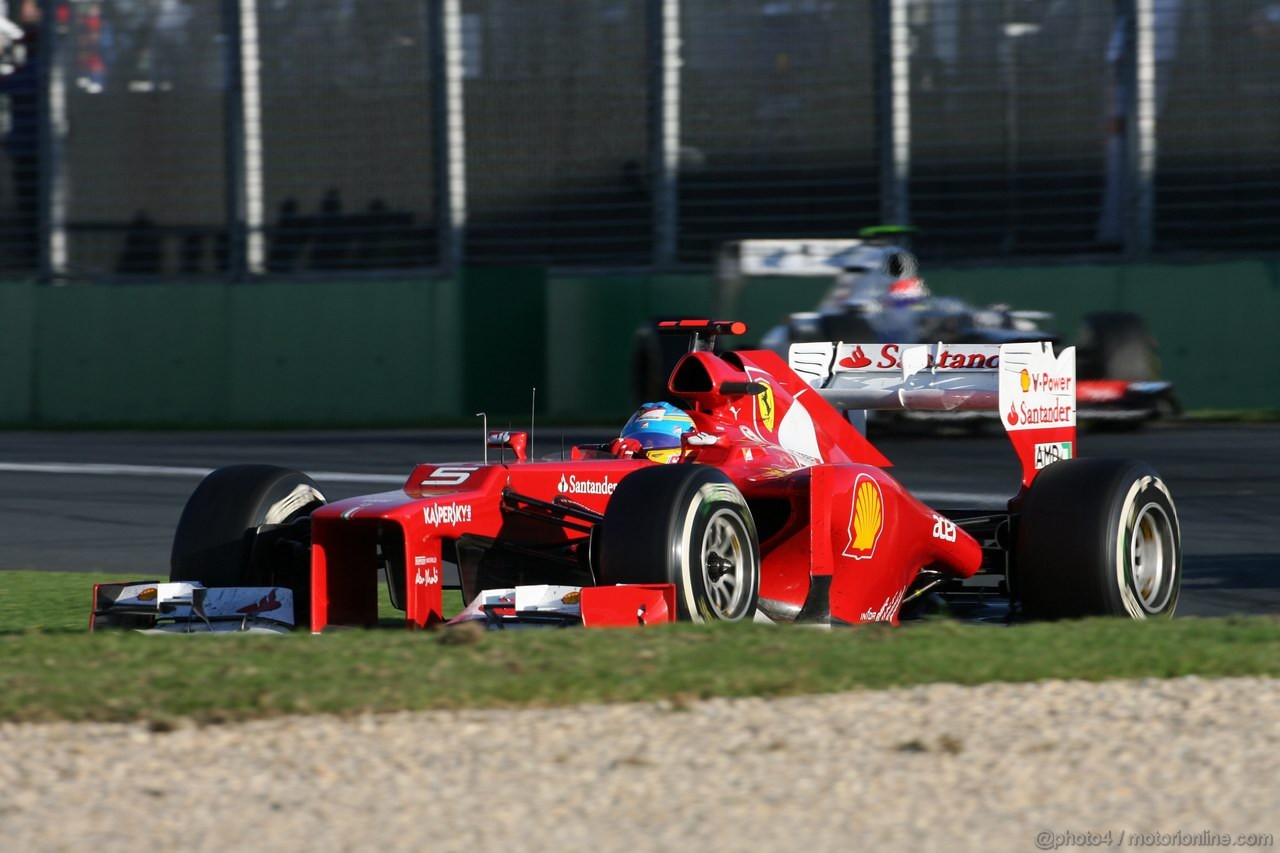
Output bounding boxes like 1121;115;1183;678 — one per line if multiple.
597;466;760;622
1076;312;1157;381
170;465;326;587
1016;458;1180;619
630;321;689;406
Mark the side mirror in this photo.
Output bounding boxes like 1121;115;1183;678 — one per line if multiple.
487;431;528;462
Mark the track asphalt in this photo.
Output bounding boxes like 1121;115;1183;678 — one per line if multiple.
1;423;1276;617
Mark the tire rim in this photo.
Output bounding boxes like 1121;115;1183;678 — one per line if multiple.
700;508;750;619
1128;502;1175;613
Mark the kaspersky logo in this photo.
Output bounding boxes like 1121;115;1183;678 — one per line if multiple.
558;474;617;496
843;473;884;560
756;382;776;432
423;502;472;526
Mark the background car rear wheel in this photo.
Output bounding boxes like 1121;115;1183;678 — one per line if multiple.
1015;458;1180;620
597;465;760;622
1076;311;1158;381
170;465;326;587
630;320;690;406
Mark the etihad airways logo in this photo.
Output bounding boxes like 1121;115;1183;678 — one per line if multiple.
557;474;618;496
423;502;472;526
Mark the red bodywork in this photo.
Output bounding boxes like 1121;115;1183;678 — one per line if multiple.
309;344;995;631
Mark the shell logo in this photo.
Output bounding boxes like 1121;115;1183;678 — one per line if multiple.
138;587;158;601
561;590;581;605
756;382;776;432
1020;368;1031;393
843;474;885;560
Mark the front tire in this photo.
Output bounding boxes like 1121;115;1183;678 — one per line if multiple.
597;466;760;622
170;464;326;587
1015;458;1180;619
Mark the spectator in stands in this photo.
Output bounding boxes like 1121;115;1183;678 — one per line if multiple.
0;0;41;270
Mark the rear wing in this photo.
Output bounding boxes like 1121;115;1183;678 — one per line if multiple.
790;341;1077;487
715;238;912;316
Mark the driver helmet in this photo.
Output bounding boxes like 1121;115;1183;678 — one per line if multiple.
620;401;694;464
883;276;930;307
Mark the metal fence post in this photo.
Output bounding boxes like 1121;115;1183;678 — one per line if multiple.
1129;0;1156;256
223;0;264;278
429;0;467;276
37;0;67;279
648;0;680;269
874;0;911;228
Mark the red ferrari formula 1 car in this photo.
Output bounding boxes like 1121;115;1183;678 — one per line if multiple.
92;321;1181;633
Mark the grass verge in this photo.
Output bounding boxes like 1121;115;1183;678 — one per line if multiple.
2;571;1277;725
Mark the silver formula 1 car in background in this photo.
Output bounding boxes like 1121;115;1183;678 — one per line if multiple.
633;229;1180;428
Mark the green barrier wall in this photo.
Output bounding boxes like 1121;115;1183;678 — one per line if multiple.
0;260;1274;427
0;282;35;423
2;278;463;426
460;267;547;418
924;261;1280;414
546;274;714;419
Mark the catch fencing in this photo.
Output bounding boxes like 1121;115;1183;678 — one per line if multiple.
0;0;1276;278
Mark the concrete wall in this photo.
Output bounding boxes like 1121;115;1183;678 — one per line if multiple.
0;259;1275;427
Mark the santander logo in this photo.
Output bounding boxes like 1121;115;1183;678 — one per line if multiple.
838;343;999;371
558;474;617;496
839;345;873;369
237;588;282;614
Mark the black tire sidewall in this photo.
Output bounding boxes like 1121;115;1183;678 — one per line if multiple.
1103;471;1181;618
598;466;760;622
670;477;760;622
170;465;325;587
1016;458;1181;619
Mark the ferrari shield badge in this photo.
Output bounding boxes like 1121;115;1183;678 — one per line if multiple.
756;382;776;433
